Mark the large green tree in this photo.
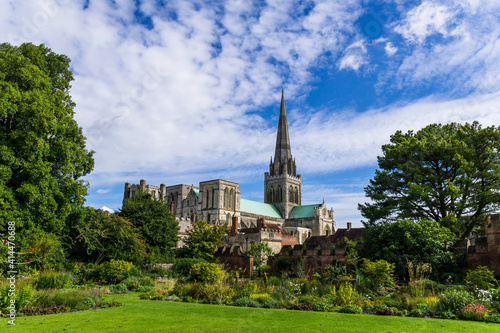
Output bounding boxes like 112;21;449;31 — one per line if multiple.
74;207;146;265
180;220;227;262
363;220;458;280
359;122;500;239
119;191;179;260
0;43;94;236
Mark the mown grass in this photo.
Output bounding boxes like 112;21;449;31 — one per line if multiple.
2;292;500;333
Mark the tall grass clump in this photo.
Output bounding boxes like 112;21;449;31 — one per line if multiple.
36;271;73;290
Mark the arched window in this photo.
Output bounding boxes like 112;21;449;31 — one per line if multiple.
295;187;299;204
207;213;211;223
226;214;230;224
206;189;209;208
289;186;293;203
223;188;227;208
229;189;233;209
212;188;215;208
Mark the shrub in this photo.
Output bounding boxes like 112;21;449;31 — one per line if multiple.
438;289;474;314
338;304;363;314
313;301;332;312
272;286;296;307
465;266;496;290
297;294;321;306
361;259;395;290
98;260;135;284
136;285;155;293
0;279;36;313
191;283;235;304
172;258;207;278
262;299;281;309
361;299;384;314
409;303;431;317
250;293;272;303
235;281;259;298
274;257;303;278
234;297;260;307
484;314;500;323
123;276;155;292
139;288;170;300
109;284;128;293
331;283;358;306
376;307;400;316
460;303;489;321
145;265;172;278
268;276;281;286
36;271;73;290
190;263;222;283
155;277;177;292
32;288;107;311
321;263;349;284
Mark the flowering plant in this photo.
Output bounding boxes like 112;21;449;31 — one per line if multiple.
460;303;489;320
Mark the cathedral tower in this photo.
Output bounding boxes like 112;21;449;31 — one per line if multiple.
264;90;302;218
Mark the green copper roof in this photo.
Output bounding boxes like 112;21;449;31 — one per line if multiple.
288;204;321;219
240;199;282;218
193;188;199;196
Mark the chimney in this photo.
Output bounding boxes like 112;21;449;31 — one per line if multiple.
347;222;352;231
231;214;238;236
257;217;265;229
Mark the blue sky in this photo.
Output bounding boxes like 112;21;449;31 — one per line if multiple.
2;0;500;227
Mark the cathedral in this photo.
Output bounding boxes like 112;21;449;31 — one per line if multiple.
123;91;335;250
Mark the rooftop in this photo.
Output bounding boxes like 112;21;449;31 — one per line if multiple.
240;199;282;219
288;204;322;219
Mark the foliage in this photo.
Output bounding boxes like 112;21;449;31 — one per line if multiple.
359;122;500;239
246;243;274;270
98;260;135;284
122;276;154;291
109;284;128;293
465;265;496;290
36;271;73;290
262;299;281;309
331;282;359;306
273;256;303;278
120;190;179;259
271;286;296;307
312;301;332;312
361;259;395;290
139;288;170;300
21;229;66;271
189;263;222;283
172;258;207;278
74;208;146;265
234;297;260;307
154;276;177;293
438;289;474;314
20;305;69;316
460;303;489;321
338;304;363;314
320;263;350;285
179;220;227;262
363;220;457;278
0;278;36;313
250;293;272;303
32;287;108;310
289;304;312;311
407;261;432;297
0;43;94;247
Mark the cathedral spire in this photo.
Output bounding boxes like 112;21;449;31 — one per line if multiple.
274;89;292;164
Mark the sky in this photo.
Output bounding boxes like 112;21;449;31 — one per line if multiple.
2;0;500;228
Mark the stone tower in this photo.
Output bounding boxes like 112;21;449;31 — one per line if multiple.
264;90;302;218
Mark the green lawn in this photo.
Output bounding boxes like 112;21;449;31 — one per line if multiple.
2;293;500;333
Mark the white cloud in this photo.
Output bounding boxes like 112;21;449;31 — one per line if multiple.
338;40;367;71
394;2;455;43
384;42;397;56
97;189;111;194
100;206;114;213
